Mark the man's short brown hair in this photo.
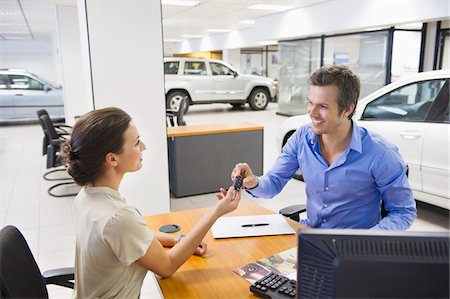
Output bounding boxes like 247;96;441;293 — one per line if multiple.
308;65;360;119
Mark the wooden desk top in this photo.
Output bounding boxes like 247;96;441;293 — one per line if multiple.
167;121;264;137
144;202;305;299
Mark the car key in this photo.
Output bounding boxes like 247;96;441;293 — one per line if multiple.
233;175;243;191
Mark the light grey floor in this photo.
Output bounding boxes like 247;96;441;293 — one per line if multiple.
0;102;448;298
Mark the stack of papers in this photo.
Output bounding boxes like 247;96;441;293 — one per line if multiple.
211;214;295;239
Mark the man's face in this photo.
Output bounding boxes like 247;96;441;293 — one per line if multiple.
307;84;350;136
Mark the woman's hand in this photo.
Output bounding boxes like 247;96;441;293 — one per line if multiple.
214;185;241;216
193;241;207;256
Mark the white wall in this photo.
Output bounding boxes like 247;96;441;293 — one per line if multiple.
0;40;58;85
222;48;241;70
78;0;170;215
56;5;91;126
174;0;449;54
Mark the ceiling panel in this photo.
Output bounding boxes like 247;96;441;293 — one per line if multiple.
0;0;327;42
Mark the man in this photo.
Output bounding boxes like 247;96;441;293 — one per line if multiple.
232;65;417;230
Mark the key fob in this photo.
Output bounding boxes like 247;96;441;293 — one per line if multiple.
233;176;243;190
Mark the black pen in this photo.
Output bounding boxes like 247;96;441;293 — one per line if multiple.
241;223;269;227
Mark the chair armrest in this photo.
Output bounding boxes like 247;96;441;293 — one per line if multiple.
43;267;75;289
279;204;306;222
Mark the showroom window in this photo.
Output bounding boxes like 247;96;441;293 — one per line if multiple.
277;25;425;116
437;27;449;70
361;79;447;122
277;39;321;115
323;31;389;98
183;61;206;75
240;45;279;80
164;62;179;75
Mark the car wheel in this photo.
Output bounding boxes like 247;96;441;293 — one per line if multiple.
166;91;190;113
248;88;269;111
283;131;304;182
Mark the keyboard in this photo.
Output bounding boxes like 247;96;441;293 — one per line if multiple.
250;272;296;298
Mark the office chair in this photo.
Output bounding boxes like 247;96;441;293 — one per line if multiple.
37;109;72;156
40;114;79;197
0;225;74;298
279;202;388;222
279;204;306;222
166;96;187;126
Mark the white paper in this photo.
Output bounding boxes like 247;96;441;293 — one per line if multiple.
211;214;295;239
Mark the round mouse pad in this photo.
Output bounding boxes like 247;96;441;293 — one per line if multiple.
159;224;181;233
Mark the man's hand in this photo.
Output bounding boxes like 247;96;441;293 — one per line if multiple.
231;162;258;189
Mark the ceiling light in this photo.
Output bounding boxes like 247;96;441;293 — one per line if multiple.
164;38;184;42
247;4;294;11
205;29;231;33
161;0;200;6
180;34;203;38
0;10;19;16
239;20;255;25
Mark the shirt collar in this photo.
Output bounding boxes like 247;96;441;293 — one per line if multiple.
307;120;363;154
349;120;363;154
83;186;126;203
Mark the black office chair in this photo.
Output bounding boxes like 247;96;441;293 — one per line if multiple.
40;114;79;197
0;225;74;298
166;96;187;127
279;202;388;222
279;204;306;222
37;109;72;156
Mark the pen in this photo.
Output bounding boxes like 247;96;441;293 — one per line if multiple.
241;223;269;227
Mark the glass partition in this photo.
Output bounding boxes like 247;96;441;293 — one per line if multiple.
391;30;421;81
277;39;321;115
240;50;263;76
323;31;389;98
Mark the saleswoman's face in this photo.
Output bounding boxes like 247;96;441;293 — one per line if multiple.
115;122;146;173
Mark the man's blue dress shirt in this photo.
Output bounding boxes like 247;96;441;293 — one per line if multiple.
247;121;417;230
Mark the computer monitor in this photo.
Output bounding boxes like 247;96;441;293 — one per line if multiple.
297;229;449;299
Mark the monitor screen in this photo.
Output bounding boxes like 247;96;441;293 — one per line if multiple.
297;229;449;299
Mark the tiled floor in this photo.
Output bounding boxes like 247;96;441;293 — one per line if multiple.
0;102;448;298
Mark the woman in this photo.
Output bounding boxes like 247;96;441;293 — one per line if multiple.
60;107;241;298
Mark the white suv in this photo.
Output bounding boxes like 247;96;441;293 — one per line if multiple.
164;57;277;112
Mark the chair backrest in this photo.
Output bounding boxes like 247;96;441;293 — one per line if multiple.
36;109;49;120
37;110;50;156
166;96;187;127
176;97;187;126
40;114;59;140
0;225;49;298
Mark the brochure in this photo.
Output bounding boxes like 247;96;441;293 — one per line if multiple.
233;247;297;284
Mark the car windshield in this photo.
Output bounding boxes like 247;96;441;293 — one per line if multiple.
30;73;60;89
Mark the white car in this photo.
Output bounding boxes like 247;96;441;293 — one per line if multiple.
0;69;64;122
164;57;277;112
278;70;450;210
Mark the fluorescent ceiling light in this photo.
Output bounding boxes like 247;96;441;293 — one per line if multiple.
205;29;231;33
239;20;255;25
247;4;294;11
161;0;200;7
180;34;203;38
0;10;19;16
164;38;184;42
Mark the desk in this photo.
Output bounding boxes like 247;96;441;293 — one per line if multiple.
145;202;305;298
167;122;263;197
